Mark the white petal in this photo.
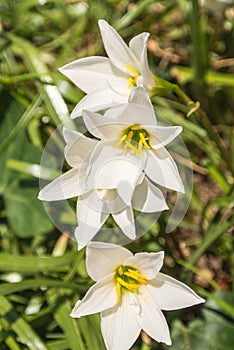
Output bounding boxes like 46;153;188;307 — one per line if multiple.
145;148;185;193
148;272;205;311
124;251;164;279
86;242;132;281
117;102;156;126
63;128;98;167
70;274;116;317
132;177;168;212
38;168;81;201
82;110;125;140
117;180;134;206
104;103;127;119
85;141;145;191
139;35;155;90
75;195;109;249
128;86;154;110
137;290;172;345
70;88;127;118
59;56;118;93
112;206;136;239
101;293;141;350
129;32;149;62
148;126;182;149
98;19;139;74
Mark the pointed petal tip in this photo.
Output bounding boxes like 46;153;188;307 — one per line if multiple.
98;19;108;29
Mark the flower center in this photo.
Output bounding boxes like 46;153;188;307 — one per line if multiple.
114;124;150;155
114;265;148;303
126;64;140;88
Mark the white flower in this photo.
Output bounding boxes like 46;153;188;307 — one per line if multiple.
71;242;205;349
81;87;184;194
38;128;168;249
59;20;155;117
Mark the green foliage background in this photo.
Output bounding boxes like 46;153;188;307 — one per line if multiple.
0;0;233;349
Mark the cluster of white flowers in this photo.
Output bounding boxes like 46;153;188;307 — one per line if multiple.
39;20;204;349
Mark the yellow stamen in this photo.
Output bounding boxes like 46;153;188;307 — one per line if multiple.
139;132;150;149
126;64;139;76
131;125;142;131
123;141;139;153
127;130;134;141
114;134;127;148
116;282;121;303
124;270;148;284
138;140;143;155
116;277;139;292
126;64;140;88
118;266;124;275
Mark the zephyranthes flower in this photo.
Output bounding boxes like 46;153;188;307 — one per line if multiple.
59;19;155;117
71;242;205;349
38;128;168;249
81;87;184;194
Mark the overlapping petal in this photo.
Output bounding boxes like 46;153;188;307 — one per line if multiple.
145;147;185;193
101;293;141;350
112;206;136;239
59;57;120;94
147;125;182;149
86;242;132;281
63;128;98;167
124;251;164;280
70;274;116;317
148;272;205;311
38;168;81;201
70;88;126;118
132;177;168;212
98;19;139;74
136;290;172;346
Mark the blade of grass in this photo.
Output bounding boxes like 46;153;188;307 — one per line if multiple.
0;95;40;156
6;32;69;125
47;289;86;350
0;279;81;296
0;295;47;350
0;252;77;274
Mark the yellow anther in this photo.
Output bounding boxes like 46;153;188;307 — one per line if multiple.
139;132;150;149
127;130;134;141
117;277;139;292
124;270;148;284
137;140;143;155
123;141;138;153
114;134;127;148
116;282;121;303
131;125;142;131
118;266;124;275
126;64;140;88
126;64;139;77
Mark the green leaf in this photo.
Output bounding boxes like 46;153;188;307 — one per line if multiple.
0;252;77;274
164;291;234;350
4;184;53;238
47;289;86;350
0;295;47;350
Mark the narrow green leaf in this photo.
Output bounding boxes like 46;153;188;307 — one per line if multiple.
0;295;47;350
6;33;69;125
47;289;86;350
0;279;81;296
7;159;60;180
189;215;234;265
0;95;40;156
0;252;77;273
